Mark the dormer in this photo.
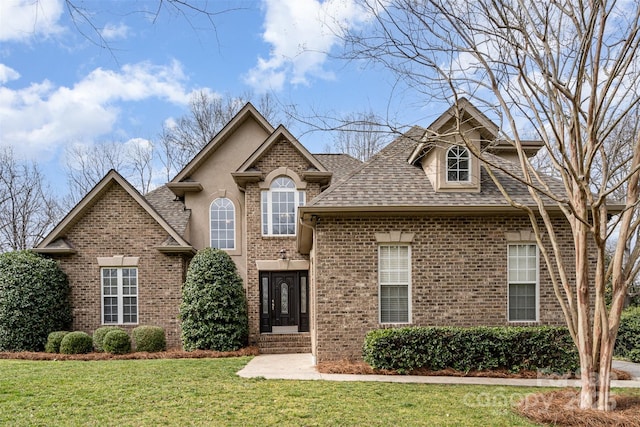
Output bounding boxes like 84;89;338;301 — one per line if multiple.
408;98;542;193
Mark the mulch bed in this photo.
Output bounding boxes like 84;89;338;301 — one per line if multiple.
0;346;260;361
517;389;640;426
315;360;632;380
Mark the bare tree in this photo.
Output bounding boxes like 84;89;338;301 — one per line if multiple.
341;0;640;410
332;111;391;161
0;148;60;252
158;90;282;180
64;141;128;207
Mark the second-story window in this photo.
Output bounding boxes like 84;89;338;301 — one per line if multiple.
210;197;235;250
446;145;471;182
261;176;305;236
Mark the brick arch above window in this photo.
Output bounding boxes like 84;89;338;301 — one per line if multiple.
259;167;307;190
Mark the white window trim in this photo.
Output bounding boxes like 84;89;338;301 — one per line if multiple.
445;145;472;183
378;244;412;324
261;177;305;237
507;243;540;322
101;267;139;325
210;197;236;250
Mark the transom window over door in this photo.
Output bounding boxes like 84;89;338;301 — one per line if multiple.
446;145;471;182
102;267;138;324
508;243;538;321
210;197;235;249
261;176;305;236
379;244;411;323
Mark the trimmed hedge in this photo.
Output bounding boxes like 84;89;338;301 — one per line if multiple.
0;251;72;351
103;329;131;354
363;326;579;374
180;248;248;351
44;331;69;353
614;307;640;361
132;326;166;352
59;331;93;354
93;326;124;352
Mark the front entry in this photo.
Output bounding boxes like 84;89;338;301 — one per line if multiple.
260;271;309;333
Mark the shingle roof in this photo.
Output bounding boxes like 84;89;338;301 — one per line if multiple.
314;153;363;184
144;185;191;236
307;126;564;210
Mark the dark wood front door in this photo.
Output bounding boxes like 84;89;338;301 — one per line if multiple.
260;271;309;333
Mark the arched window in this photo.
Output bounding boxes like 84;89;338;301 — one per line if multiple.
210;198;235;249
261;176;305;236
446;145;470;182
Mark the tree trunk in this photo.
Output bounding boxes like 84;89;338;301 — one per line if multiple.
597;338;615;411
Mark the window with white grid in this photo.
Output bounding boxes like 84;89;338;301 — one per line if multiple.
210;197;235;250
508;244;538;321
101;267;138;325
379;245;411;323
446;145;471;182
261;176;305;236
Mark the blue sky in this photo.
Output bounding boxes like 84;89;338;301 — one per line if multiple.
0;0;438;193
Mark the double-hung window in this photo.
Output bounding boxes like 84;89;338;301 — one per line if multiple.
102;267;138;324
446;145;471;182
379;244;411;323
261;176;305;236
508;243;538;321
210;197;235;249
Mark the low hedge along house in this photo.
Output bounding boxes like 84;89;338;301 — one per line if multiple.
36;100;579;362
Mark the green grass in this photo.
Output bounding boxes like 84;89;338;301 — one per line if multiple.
0;357;635;426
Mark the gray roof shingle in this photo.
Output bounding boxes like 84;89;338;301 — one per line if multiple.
308;127;564;210
144;185;191;236
314;153;363;184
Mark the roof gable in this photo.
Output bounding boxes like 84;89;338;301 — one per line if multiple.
35;170;193;253
236;125;328;173
172;102;274;183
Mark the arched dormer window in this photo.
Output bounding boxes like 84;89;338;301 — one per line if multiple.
446;145;471;182
261;176;305;236
210;198;235;249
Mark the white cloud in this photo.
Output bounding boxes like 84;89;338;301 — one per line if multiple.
245;0;369;92
100;22;130;41
0;0;65;42
0;64;21;84
0;61;192;158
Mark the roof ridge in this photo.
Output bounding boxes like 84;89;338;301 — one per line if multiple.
308;127;424;206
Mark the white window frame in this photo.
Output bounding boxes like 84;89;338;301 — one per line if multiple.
101;267;138;325
378;244;412;324
261;176;305;236
446;145;471;183
210;197;236;250
507;243;539;322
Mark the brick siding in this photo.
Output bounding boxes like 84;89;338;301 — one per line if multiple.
244;138;321;343
313;215;575;362
50;183;189;348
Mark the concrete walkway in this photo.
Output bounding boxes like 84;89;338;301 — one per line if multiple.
237;354;640;388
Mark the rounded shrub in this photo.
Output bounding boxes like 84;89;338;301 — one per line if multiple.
103;329;131;354
44;331;69;353
0;251;72;351
615;307;640;360
132;325;166;352
180;248;248;351
93;326;124;352
59;331;93;354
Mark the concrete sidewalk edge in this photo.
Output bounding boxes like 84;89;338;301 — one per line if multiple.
237;354;640;388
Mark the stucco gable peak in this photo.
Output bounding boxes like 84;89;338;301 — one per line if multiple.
35;169;193;252
172;102;275;183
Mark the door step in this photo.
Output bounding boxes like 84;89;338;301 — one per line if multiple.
258;333;311;354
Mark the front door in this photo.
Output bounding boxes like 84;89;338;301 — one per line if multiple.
260;271;309;333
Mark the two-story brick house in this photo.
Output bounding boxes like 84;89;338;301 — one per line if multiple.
35;99;572;362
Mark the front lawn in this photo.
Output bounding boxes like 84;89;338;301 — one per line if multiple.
0;357;635;426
